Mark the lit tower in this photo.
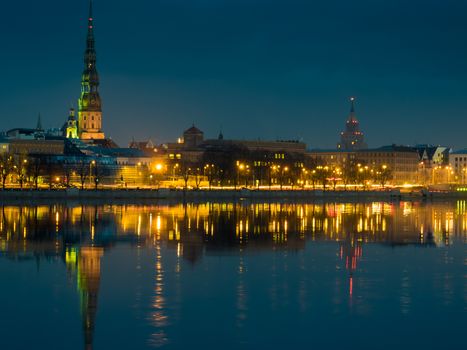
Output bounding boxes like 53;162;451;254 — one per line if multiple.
78;0;105;140
337;97;367;150
66;108;79;139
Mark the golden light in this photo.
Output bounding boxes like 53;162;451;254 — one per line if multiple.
155;163;163;171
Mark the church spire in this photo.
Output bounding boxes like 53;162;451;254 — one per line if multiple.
36;113;43;131
78;0;105;140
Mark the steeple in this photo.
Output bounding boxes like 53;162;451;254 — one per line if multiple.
350;96;355;114
78;0;105;141
337;97;367;150
83;0;98;94
65;107;78;139
36;113;43;131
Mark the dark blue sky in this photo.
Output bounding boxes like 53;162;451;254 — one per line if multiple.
1;0;466;148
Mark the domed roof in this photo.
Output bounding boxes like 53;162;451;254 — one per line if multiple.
184;124;203;135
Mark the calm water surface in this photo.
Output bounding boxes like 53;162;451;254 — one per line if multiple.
0;201;465;349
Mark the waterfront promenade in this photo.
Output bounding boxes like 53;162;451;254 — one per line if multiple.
0;187;464;201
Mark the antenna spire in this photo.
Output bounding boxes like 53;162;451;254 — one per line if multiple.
350;97;355;114
88;0;93;29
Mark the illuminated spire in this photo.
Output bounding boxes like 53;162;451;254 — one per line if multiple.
79;0;101;109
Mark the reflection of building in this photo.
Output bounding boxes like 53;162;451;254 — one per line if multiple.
78;247;104;350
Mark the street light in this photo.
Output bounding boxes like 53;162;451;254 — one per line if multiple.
89;160;96;189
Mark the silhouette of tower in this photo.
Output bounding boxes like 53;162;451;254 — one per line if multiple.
337;97;367;150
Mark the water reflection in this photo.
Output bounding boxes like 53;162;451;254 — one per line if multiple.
0;201;465;349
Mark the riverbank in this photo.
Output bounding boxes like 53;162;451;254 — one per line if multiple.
0;188;465;202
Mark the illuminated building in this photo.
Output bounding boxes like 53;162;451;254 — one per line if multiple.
337;97;367;150
77;0;105;141
449;149;467;184
357;145;420;184
65;107;79;139
0;137;64;155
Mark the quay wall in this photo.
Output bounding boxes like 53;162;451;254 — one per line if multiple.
0;188;464;202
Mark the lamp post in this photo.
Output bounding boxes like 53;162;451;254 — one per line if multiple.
89;160;96;189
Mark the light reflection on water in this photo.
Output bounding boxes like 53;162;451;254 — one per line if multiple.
0;200;465;349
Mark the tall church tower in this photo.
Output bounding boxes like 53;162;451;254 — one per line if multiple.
337;97;367;150
78;0;105;140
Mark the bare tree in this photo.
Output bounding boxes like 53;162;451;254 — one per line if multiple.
14;154;28;189
0;152;13;189
76;158;89;190
28;156;43;189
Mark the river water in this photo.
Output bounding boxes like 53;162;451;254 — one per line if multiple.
0;200;465;349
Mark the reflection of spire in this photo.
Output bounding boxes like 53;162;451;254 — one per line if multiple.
77;247;104;350
340;237;362;298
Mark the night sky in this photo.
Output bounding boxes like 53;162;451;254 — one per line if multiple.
1;0;466;149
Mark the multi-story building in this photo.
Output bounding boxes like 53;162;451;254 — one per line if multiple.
449;150;467;184
356;145;420;185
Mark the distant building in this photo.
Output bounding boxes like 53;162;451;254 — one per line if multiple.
129;139;158;156
183;125;204;148
357;145;420;184
308;145;421;185
415;145;451;185
337;97;367;151
0;138;65;156
449;149;467;183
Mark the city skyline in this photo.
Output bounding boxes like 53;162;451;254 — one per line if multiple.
1;0;467;148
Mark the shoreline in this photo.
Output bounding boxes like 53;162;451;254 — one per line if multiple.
0;188;465;202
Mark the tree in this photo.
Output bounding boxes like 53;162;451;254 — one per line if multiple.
0;153;13;189
315;165;331;191
376;165;393;188
62;160;74;188
193;167;203;189
203;164;216;189
14;154;28;189
76;158;90;190
28;156;43;189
